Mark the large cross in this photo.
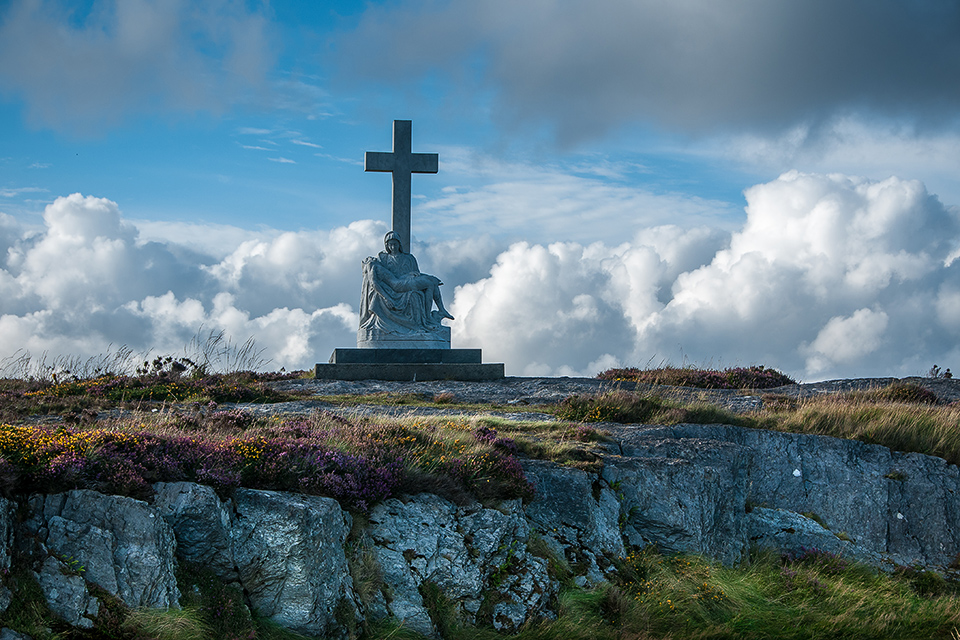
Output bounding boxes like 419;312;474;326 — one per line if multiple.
364;120;438;253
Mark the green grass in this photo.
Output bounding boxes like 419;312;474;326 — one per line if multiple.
551;381;960;467
357;548;960;640
750;391;960;466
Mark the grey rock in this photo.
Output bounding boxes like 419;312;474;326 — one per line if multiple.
230;488;357;638
607;423;960;570
602;429;750;566
524;460;624;581
0;628;33;640
0;497;13;575
0;497;13;617
33;556;99;629
0;587;11;615
746;507;872;562
368;493;556;635
153;482;236;581
25;490;179;609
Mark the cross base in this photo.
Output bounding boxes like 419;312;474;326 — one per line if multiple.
314;348;504;381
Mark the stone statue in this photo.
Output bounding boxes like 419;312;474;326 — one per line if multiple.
358;231;454;348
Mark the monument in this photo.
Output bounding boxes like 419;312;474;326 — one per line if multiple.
315;120;504;381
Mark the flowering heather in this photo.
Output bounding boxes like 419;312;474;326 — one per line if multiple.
0;410;535;509
19;372;290;405
598;365;795;390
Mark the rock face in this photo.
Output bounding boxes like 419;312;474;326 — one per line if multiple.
366;493;556;634
23;489;180;625
153;483;357;638
611;424;960;569
523;461;623;584
3;421;960;637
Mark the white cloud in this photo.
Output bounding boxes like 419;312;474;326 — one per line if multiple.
708;115;960;207
804;308;889;373
449;171;960;378
268;157;296;164
0;187;47;198
4;172;960;379
420;147;741;244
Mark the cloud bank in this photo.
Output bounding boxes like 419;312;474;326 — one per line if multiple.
2;171;959;380
339;0;960;144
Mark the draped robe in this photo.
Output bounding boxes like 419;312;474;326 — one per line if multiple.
359;250;443;335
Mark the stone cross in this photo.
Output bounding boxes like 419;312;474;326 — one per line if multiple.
364;120;438;253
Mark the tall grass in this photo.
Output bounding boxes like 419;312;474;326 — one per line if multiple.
0;327;269;383
363;549;960;640
754;394;960;466
557;382;960;466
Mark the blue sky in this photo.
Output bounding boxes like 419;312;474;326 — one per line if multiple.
2;0;960;380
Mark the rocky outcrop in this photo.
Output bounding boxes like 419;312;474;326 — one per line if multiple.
523;461;623;584
3;421;959;638
153;483;357;638
366;493;556;634
22;489;180;628
609;424;960;569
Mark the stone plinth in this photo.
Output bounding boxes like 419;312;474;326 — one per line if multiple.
357;325;451;350
315;348;503;381
330;348;480;364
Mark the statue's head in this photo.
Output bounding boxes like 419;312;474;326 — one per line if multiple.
384;231;403;254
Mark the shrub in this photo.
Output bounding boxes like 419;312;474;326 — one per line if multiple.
598;365;796;389
0;409;538;511
556;392;662;423
873;382;939;405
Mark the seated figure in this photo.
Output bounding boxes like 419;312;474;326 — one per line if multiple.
358;231;453;346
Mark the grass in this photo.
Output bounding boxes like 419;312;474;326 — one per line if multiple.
598;364;796;390
357;548;960;640
749;389;960;466
553;380;960;467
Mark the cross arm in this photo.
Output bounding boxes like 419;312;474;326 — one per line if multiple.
365;152;395;172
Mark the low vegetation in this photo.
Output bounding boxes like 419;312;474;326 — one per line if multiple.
598;364;796;389
0;412;541;510
560;375;960;467
2;352;960;638
367;547;960;640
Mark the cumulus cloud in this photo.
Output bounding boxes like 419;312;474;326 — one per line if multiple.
338;0;960;144
450;172;960;379
0;0;275;133
4;171;960;380
0;194;362;370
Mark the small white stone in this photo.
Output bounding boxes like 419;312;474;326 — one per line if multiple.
896;512;904;520
792;469;802;477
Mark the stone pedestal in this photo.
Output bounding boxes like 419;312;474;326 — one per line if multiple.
357;325;450;350
315;348;504;381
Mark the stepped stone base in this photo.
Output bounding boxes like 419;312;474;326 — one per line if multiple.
315;348;504;381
